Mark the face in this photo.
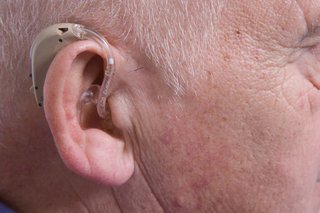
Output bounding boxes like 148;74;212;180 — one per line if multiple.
114;1;320;212
1;0;320;212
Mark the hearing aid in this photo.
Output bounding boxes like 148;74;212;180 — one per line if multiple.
30;23;115;119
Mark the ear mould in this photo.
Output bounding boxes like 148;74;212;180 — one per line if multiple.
30;23;115;118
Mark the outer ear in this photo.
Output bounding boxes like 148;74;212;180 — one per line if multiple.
43;40;134;186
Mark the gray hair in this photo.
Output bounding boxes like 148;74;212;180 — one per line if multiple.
0;0;222;146
0;0;220;97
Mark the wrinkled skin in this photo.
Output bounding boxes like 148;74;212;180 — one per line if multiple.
117;1;320;212
1;0;320;212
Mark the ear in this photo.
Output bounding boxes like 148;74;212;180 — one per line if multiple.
43;40;134;186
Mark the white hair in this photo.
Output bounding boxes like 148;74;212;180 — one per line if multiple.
0;0;222;158
0;0;221;96
128;0;221;93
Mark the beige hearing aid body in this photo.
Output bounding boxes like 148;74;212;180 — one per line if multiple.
30;23;115;118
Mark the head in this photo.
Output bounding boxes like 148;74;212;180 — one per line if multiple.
1;0;320;212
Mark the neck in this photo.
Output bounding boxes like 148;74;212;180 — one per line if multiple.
0;137;163;213
0;113;164;212
0;124;121;212
0;151;122;212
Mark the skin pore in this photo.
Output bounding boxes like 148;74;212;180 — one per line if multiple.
1;0;320;212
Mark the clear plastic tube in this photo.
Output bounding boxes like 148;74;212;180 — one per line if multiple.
72;24;115;119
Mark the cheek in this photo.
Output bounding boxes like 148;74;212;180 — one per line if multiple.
130;100;241;211
131;74;319;212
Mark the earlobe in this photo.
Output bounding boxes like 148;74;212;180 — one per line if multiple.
43;40;134;186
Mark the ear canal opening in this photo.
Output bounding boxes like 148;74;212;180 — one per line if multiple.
79;89;122;139
78;54;104;123
77;54;121;137
80;85;100;105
